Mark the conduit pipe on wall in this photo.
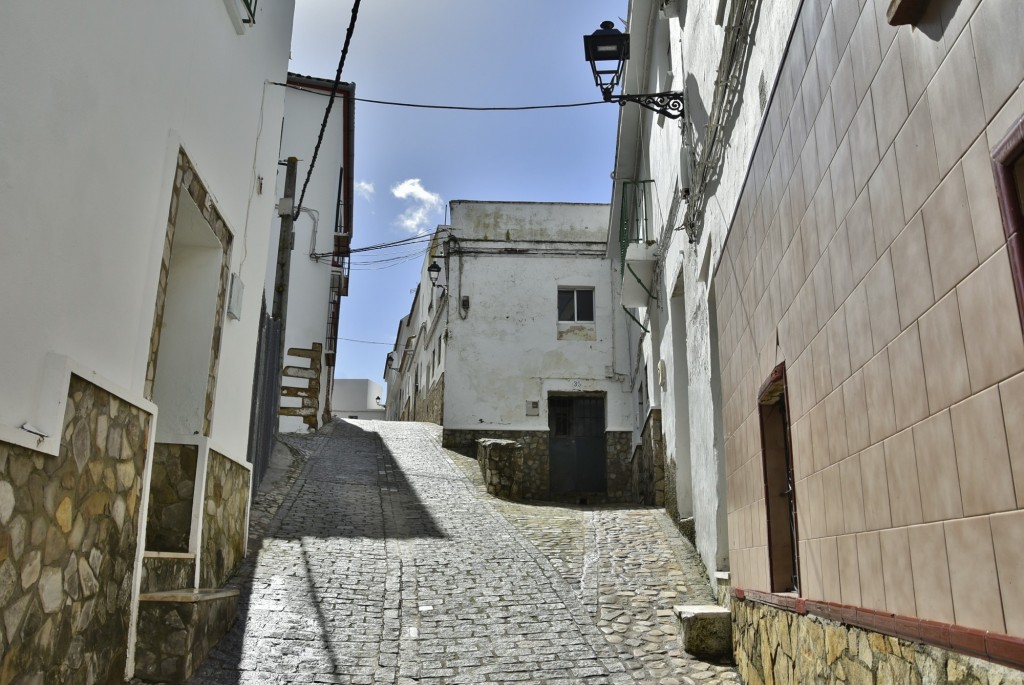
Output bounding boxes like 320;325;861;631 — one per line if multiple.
681;0;758;245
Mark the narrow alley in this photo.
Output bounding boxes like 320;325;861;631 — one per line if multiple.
187;420;740;685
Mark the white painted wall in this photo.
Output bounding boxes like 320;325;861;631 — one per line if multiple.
609;0;800;579
382;230;449;422
151;197;223;440
0;1;295;458
270;80;349;432
384;314;415;420
331;379;383;414
442;202;633;433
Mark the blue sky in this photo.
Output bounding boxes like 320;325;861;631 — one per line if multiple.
289;0;628;385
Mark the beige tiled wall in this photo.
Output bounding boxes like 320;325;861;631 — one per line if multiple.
716;0;1024;638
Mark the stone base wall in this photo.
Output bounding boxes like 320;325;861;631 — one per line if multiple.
664;455;678;519
198;451;249;589
134;590;238;683
444;429;635;503
0;374;150;684
633;409;665;506
140;554;195;594
733;597;1024;685
605;431;633;503
444;429;550;498
146;443;197;553
476;439;522;500
413;373;444;424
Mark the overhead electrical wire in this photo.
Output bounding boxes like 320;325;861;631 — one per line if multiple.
338;337;397;346
351;250;428;266
353;96;605;111
293;0;362;220
272;82;606;112
311;232;441;261
349;233;438;253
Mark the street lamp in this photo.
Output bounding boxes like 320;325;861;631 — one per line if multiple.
583;21;685;120
426;261;446;293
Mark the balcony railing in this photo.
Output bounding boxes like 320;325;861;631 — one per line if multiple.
241;0;257;23
619;180;652;272
618;181;658;307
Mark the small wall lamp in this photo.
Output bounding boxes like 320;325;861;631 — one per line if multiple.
427;260;446;292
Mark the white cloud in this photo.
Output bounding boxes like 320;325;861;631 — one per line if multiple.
355;180;375;200
391;178;442;234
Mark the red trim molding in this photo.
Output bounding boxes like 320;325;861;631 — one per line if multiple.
732;588;1024;672
991;113;1024;329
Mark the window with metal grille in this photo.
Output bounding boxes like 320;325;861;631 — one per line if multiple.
557;288;595;322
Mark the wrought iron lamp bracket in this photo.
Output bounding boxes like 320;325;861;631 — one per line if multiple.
601;88;685;119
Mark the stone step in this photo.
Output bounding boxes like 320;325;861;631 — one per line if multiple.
673;604;733;661
140;551;196;593
134;588;240;683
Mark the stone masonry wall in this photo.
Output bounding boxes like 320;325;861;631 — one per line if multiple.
134;591;238;683
140;555;195;594
633;409;666;506
605;431;633;503
664;456;678;520
444;429;635;504
417;373;444;425
145;444;197;553
0;374;150;684
476;439;522;500
733;598;1024;685
443;429;550;499
198;451;249;589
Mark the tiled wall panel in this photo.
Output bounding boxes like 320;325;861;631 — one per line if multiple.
716;0;1024;640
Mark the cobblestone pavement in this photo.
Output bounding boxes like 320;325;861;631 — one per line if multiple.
184;420;739;685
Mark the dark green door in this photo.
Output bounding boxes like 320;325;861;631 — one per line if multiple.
548;395;606;495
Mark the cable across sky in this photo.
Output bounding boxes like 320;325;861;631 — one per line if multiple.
273;82;606;112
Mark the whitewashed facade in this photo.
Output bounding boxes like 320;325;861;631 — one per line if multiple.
607;0;796;586
270;74;354;432
332;379;386;420
0;1;295;680
387;202;645;503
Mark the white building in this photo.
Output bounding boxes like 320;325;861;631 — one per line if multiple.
0;1;294;681
387;201;645;503
270;73;355;433
332;379;386;420
601;0;791;599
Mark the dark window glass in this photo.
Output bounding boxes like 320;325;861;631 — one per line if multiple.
557;290;575;321
558;288;594;322
576;289;594;321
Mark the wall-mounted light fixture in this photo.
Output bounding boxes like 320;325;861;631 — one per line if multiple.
584;21;685;119
426;261;447;293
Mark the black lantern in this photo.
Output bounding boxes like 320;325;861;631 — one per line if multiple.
584;21;629;99
583;21;685;119
426;260;444;289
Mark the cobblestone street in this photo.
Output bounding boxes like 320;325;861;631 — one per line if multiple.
188;420;739;685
